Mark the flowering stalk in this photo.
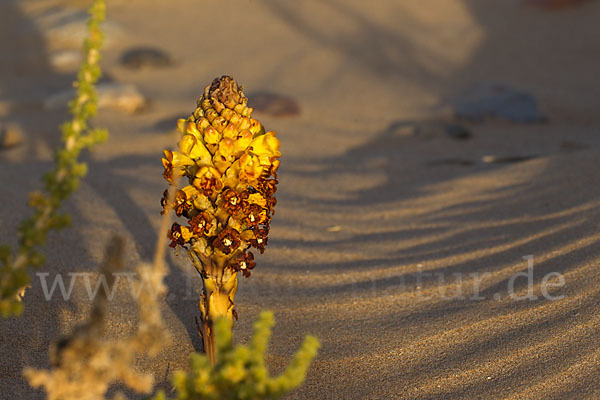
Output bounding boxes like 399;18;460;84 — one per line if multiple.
161;76;280;364
0;0;108;317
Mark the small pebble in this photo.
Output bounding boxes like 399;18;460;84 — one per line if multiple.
453;82;546;123
443;123;472;140
50;50;82;71
120;47;174;70
249;92;300;117
0;124;24;150
388;121;417;137
45;82;148;114
33;7;123;49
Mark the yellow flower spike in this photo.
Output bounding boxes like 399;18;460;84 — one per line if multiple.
161;75;281;365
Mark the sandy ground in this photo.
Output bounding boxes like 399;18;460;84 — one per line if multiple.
1;0;600;398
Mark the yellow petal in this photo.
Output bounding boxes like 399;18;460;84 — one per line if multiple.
248;118;264;136
181;185;201;198
239;152;263;183
222;122;238;139
180;226;193;242
249;131;280;158
165;150;194;168
213;138;235;173
186;121;203;141
203;125;221;146
178;134;195;155
248;192;266;207
223;160;241;189
233;129;253;155
197;117;210;131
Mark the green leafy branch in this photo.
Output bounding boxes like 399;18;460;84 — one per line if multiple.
0;0;108;317
153;311;320;400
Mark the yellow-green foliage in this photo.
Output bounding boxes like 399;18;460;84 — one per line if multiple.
153;311;320;400
0;0;108;317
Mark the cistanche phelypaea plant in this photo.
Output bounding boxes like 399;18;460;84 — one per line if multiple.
161;75;281;364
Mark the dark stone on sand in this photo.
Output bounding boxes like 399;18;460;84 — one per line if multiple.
453;82;546;123
120;47;174;70
249;92;300;117
442;123;472;140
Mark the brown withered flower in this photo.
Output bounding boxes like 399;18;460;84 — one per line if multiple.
243;204;268;227
221;188;248;215
189;212;213;236
248;227;269;254
193;166;224;197
213;228;242;255
230;252;256;278
168;223;193;248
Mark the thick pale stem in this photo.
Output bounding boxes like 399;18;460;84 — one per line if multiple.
196;261;238;365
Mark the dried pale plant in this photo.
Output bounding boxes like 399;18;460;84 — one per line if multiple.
24;235;171;400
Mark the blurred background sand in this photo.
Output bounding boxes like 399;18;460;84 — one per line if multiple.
1;0;600;398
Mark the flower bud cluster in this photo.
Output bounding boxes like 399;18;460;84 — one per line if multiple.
162;76;280;277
